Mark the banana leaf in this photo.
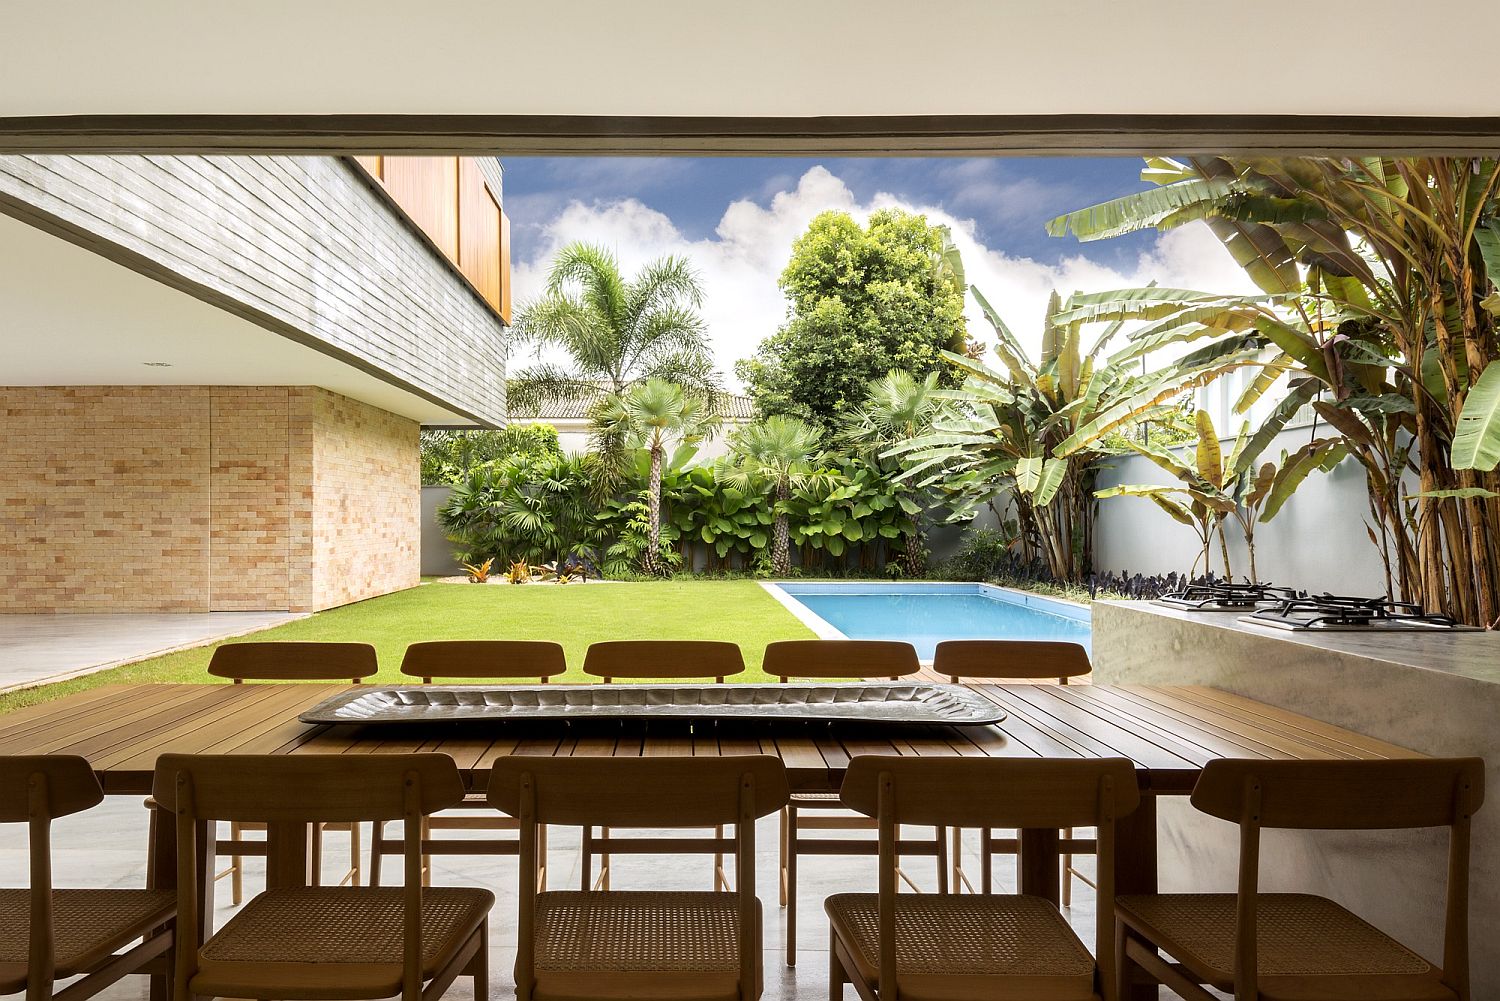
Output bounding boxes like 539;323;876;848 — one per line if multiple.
1260;440;1347;521
1194;410;1223;487
1034;458;1069;507
1451;359;1500;471
1045;177;1241;241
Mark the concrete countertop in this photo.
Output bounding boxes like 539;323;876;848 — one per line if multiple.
1094;599;1500;685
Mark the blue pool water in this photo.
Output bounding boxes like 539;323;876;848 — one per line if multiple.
771;583;1090;660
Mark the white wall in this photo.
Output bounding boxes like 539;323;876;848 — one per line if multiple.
4;1;1498;119
1092;424;1390;594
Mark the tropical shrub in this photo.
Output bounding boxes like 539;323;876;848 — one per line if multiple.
438;452;606;567
419;425;562;485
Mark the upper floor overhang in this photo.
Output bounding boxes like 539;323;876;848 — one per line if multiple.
0;155;508;426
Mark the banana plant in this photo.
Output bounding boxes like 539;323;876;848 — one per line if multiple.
893;285;1266;582
1050;154;1500;624
1097;409;1346;580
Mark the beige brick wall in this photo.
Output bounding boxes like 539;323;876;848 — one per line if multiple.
0;387;210;612
291;388;421;612
1;386;418;613
210;387;291;610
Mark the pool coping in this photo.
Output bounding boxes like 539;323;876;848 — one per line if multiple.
758;580;1092;655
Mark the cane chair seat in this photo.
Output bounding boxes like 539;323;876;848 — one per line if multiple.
530;885;758;1000
1116;893;1452;1000
825;892;1097;1001
0;887;176;992
192;886;493;997
787;790;843;805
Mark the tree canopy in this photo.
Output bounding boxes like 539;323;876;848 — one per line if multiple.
736;209;968;429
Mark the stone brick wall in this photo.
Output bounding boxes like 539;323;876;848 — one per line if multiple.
1;385;418;613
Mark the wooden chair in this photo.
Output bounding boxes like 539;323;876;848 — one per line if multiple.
370;641;566;888
489;754;789;1001
1116;757;1485;1001
763;639;947;967
827;755;1140;1001
0;755;175;1001
935;640;1094;903
206;640;377;903
579;640;747;890
151;752;492;1001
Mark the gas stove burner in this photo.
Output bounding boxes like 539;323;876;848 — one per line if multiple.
1241;593;1481;632
1155;581;1305;612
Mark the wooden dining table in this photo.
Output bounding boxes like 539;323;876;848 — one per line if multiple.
0;681;1422;999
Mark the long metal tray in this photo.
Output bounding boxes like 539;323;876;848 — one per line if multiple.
298;683;1007;727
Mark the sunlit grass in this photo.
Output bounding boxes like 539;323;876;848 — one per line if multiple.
0;581;815;714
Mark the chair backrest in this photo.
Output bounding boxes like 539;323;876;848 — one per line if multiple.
152;752;465;822
400;640;567;683
0;756;106;995
581;640;745;683
1190;757;1484;1000
207;641;378;682
488;754;790;827
840;755;1138;830
841;755;1138;1001
490;754;786;1001
155;752;464;1001
933;639;1092;684
763;639;919;682
0;754;103;823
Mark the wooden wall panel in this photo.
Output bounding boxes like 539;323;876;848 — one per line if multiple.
381;155;458;260
499;208;511;324
353;154;383;181
458;157;500;309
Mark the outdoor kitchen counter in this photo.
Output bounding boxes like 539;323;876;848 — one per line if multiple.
1092;598;1500;998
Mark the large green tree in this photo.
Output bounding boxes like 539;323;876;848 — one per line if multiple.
736;209;968;428
508;242;720;412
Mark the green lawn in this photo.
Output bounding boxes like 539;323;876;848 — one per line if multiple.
0;581;816;714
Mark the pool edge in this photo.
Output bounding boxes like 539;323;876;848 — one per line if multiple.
759;581;848;640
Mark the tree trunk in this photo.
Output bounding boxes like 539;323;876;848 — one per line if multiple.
772;482;791;576
643;443;664;576
902;528;926;578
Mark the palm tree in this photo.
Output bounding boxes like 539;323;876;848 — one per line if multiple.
840;370;945;575
595;379;716;575
508;242;720;412
724;416;825;576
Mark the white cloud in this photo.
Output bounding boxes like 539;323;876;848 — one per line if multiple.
509;166;1262;390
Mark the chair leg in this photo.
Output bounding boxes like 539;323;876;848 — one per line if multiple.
1062;825;1073;907
714;823;728;891
828;926;846;1001
420;816;432;887
600;826;610;890
580;826;593;891
472;922;489;1001
311;822;324;886
779;807;789;906
980;828;992;895
935;825;949;893
350;821;362;887
229;821;243;906
538;823;549;892
1114;914;1134;1001
370;819;385;887
785;805;798;967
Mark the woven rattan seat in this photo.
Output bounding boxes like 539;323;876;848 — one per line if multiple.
0;888;175;991
1117;893;1454;1000
825;893;1097;1001
193;886;492;996
531;890;754;1001
787;790;843;804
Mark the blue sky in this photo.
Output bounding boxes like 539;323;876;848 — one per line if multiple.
502;157;1159;270
500;157;1254;388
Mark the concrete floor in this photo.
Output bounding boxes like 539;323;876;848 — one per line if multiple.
0;612;304;693
0;797;1112;1000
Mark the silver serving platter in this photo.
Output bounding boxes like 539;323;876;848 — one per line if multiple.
298;683;1007;728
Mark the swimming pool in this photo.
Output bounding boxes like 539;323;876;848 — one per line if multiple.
764;582;1091;660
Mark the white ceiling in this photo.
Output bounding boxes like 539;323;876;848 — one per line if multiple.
2;0;1497;119
0;213;477;425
